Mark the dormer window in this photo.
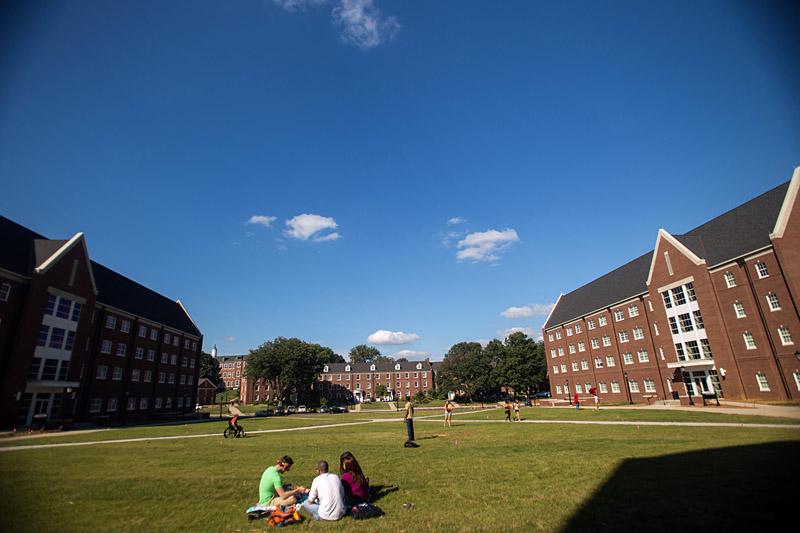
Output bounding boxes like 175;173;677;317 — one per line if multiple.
370;364;376;371
345;365;351;372
416;362;422;370
323;365;329;372
395;363;401;370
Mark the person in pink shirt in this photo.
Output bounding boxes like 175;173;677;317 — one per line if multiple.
339;451;369;505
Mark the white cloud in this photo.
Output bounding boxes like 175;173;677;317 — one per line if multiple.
367;330;420;345
447;216;466;225
285;214;339;241
498;327;535;338
224;336;236;342
247;215;277;227
273;0;327;11
333;0;400;50
457;228;519;262
394;350;430;359
501;303;554;318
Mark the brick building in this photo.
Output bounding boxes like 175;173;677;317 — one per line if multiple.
543;168;800;404
196;377;218;406
217;354;246;391
318;360;437;403
0;216;203;429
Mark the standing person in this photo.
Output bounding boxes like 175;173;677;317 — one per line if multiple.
443;399;454;428
299;461;346;521
513;399;521;422
403;398;418;447
574;392;581;410
503;399;512;421
339;452;369;505
258;456;306;508
589;386;599;409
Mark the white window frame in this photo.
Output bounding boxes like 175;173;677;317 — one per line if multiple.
637;350;649;363
606;355;615;367
623;352;634;365
611;381;620;393
743;332;756;350
644;379;656;393
599;316;607;326
725;271;736;288
628;305;639;318
614;309;624;322
105;315;117;330
734;302;746;318
756;372;770;392
755;261;768;279
766;293;781;311
602;336;611;347
633;327;644;340
778;327;793;346
100;340;112;354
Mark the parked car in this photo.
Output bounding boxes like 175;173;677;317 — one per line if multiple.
195;404;203;412
273;407;287;416
255;409;274;417
297;405;308;413
286;405;298;414
319;405;331;413
329;406;349;414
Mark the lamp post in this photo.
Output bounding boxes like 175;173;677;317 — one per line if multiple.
681;366;694;406
566;379;571;405
623;372;633;405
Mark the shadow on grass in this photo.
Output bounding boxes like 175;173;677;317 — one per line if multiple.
562;440;799;532
369;484;399;502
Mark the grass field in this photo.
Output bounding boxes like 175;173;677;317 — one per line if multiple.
1;408;797;531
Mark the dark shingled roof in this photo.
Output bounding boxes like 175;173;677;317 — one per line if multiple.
0;215;200;337
323;361;434;373
544;181;790;330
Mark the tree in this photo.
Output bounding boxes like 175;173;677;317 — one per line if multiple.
246;337;331;404
316;345;346;364
436;342;499;402
348;344;393;364
375;384;388;399
199;351;222;389
494;332;548;398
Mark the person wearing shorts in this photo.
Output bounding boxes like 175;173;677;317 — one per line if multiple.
513;399;521;422
258;456;306;508
444;400;454;428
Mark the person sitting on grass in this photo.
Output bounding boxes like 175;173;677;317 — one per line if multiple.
298;460;346;521
258;456;306;508
339;451;369;505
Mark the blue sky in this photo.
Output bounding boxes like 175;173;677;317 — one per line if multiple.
1;0;798;360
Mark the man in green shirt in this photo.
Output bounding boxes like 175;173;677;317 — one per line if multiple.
259;455;307;507
403;399;418;447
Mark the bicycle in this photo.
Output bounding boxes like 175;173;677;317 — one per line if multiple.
223;416;246;438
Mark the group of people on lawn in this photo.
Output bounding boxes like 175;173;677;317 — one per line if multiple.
259;452;369;521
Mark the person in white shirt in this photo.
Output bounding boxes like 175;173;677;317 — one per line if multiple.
299;460;345;521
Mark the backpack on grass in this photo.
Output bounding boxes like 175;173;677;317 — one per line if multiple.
268;506;302;527
351;503;384;520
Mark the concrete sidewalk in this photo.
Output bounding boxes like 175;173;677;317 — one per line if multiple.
560;400;800;420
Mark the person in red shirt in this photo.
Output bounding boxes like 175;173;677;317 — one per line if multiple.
589;386;599;409
574;393;581;410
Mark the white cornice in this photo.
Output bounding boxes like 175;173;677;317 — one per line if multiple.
770;166;800;240
33;232;98;295
542;293;563;332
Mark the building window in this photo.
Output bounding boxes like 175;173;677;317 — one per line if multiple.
724;271;736;288
165;397;172;408
560;364;567;373
581;360;589;370
112;367;123;381
637;350;649;363
144;370;152;382
644;379;656;393
127;397;137;411
701;339;713;358
633;327;644;340
172;337;179;347
556;385;562;394
591;338;599;349
755;261;768;279
120;320;131;333
628;304;639;318
629;381;640;393
672;286;687;306
614;309;624;322
606;355;615;367
556;331;562;340
793;371;800;392
685;282;697;302
566;327;573;336
778;327;793;346
675;343;686;361
150;329;158;341
569;344;576;354
558;347;564;356
662;291;672;309
599;383;608;394
115;344;127;357
563;383;569;393
756;372;770;392
135;347;144;360
138;325;147;337
668;317;679;334
734;302;746;318
47;327;64;349
571;362;578;372
169;373;175;384
602;335;611;347
96;365;108;380
37;325;50;347
599;316;607;326
71;303;82;322
618;331;629;343
159;372;166;384
575;324;582;333
587;319;596;330
552;365;559;375
90;398;102;413
743;332;756;350
161;353;168;364
594;357;603;369
155;397;163;409
184;339;190;349
578;342;585;352
623;352;634;365
611;381;620;393
766;293;781;311
107;398;117;412
56;298;72;319
685;340;700;359
678;313;693;332
44;294;57;314
692;311;705;330
164;333;171;344
131;369;140;382
548;334;553;342
105;315;117;329
575;384;583;394
147;349;155;361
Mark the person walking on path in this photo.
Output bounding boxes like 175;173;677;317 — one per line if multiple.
444;400;454;428
503;400;512;421
513;399;521;421
574;393;581;410
403;399;418;447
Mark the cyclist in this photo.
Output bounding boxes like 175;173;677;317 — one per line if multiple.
228;400;244;436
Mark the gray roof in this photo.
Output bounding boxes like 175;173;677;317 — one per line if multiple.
0;215;200;337
544;180;790;330
322;360;434;373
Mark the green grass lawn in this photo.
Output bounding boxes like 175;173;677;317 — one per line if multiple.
1;410;797;532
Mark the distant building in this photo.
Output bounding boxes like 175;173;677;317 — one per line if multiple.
543;168;800;404
0;216;202;429
216;354;246;391
196;378;218;405
318;360;437;403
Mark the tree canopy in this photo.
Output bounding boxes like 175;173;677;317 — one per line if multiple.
245;337;333;403
348;344;393;364
199;351;222;389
